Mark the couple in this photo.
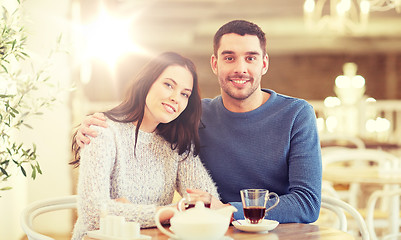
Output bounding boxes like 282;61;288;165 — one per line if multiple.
71;20;322;239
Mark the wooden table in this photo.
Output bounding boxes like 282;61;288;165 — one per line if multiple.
323;166;401;236
84;223;355;240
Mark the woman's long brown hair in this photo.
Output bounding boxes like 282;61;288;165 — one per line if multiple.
70;52;202;167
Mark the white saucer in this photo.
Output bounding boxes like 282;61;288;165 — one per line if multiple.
87;230;151;240
168;237;233;240
232;219;279;233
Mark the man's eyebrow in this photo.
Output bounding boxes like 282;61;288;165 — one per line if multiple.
246;51;261;55
220;50;234;55
220;50;261;55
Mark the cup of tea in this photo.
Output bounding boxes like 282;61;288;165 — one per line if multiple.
178;192;212;211
240;189;280;224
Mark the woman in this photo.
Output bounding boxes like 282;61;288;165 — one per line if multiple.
71;52;219;240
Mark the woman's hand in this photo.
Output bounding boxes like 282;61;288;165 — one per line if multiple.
186;188;227;209
114;197;131;204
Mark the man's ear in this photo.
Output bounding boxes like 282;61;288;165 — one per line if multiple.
210;54;218;75
262;54;269;75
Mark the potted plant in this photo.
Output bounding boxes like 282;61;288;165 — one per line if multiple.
0;0;64;196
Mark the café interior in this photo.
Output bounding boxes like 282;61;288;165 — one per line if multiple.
1;0;401;239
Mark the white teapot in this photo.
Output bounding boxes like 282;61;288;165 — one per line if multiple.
155;201;237;240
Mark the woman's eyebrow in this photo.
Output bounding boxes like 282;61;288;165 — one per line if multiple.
166;78;192;92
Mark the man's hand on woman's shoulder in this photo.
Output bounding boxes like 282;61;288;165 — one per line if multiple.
76;112;108;147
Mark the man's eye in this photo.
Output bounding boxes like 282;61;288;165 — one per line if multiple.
225;57;234;61
247;56;256;61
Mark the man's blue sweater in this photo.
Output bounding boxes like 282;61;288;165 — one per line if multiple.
199;89;322;223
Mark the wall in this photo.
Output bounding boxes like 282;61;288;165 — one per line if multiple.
85;51;401;102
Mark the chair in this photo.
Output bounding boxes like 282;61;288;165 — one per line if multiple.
366;189;401;240
322;148;399;208
20;195;77;240
320;134;366;150
321;195;370;240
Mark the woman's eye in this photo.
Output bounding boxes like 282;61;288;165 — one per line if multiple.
164;82;173;88
181;92;190;98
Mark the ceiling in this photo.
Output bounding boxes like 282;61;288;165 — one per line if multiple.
79;0;401;55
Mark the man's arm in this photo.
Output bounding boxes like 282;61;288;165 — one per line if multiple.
230;104;322;223
75;112;108;147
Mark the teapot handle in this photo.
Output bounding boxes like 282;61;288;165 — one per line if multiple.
154;207;178;239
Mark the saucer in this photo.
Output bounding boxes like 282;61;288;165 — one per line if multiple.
168;237;233;240
87;230;151;240
232;219;279;233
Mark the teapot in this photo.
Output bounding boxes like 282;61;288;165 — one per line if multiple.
155;201;237;240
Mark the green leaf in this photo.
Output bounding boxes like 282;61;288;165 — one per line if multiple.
20;166;26;177
0;167;9;177
31;165;36;179
1;64;8;73
11;39;16;50
0;187;12;191
36;163;42;174
10;106;19;114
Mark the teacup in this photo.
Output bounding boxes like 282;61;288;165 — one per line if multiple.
178;192;211;211
240;189;279;224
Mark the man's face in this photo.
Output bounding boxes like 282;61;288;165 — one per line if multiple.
211;33;268;102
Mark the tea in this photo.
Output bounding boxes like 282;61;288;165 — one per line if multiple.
185;202;211;209
243;206;266;224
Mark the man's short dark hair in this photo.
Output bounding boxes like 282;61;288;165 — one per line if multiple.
213;20;267;57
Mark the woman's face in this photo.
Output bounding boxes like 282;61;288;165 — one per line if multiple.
143;65;193;132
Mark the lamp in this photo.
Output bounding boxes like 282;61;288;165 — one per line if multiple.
323;62;366;135
303;0;401;34
334;62;366;105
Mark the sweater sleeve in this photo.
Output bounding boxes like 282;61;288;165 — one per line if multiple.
76;125;158;236
232;104;322;223
176;153;220;200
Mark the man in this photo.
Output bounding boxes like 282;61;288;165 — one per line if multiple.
76;20;322;223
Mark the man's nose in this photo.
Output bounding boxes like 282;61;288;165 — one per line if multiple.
234;59;247;73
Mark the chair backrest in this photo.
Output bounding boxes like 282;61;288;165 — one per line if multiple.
321;195;370;240
20;195;77;240
320;134;366;149
322;148;399;170
366;189;401;240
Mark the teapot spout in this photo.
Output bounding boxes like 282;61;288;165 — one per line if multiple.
217;205;237;218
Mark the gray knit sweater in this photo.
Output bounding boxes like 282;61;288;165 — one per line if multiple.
72;118;219;240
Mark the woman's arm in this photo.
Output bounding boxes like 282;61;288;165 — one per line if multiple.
176;153;220;200
77;125;167;230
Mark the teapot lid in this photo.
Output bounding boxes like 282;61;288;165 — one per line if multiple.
173;201;223;224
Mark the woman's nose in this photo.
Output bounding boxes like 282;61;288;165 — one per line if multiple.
169;91;179;103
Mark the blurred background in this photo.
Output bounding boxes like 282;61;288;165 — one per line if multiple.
1;0;400;239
